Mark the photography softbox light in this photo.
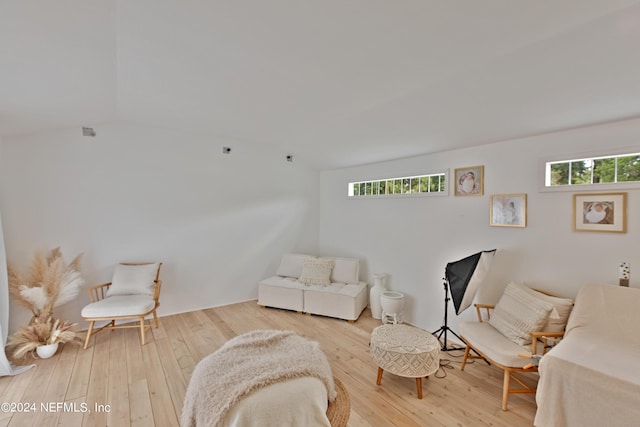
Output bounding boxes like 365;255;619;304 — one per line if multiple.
433;249;496;351
446;249;496;315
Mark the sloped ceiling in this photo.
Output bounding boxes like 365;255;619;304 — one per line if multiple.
2;1;640;169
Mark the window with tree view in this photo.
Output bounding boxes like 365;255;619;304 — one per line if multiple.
546;153;640;186
349;172;446;197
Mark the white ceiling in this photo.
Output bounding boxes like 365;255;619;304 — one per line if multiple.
2;1;640;169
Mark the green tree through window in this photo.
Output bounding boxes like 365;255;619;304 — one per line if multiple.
617;155;640;182
349;173;447;197
547;153;640;187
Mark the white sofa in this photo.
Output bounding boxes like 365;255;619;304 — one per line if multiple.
534;283;640;427
258;253;368;321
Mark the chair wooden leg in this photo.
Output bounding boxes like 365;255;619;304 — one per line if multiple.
140;318;146;345
376;367;384;385
152;310;159;328
461;345;471;370
416;377;423;399
502;369;511;411
84;321;95;349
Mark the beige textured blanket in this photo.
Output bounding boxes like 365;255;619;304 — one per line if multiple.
534;284;640;426
181;330;336;427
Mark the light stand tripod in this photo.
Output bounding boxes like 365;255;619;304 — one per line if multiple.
432;278;465;351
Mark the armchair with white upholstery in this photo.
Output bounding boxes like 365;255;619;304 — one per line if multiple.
81;262;162;349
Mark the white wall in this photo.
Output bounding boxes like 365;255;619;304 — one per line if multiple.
319;118;640;334
0;123;319;333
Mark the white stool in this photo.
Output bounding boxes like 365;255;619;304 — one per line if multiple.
380;291;405;324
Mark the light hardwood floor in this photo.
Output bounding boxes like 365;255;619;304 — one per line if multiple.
0;301;538;426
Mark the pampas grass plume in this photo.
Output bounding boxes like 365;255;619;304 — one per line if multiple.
8;247;84;318
7;247;85;358
6;317;82;359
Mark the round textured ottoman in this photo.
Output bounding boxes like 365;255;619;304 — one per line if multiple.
370;324;440;399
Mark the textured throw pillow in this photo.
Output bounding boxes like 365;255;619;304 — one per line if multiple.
489;282;554;346
298;259;334;286
530;291;573;332
107;263;159;297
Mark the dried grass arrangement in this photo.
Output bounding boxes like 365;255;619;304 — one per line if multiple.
8;247;84;321
6;317;82;359
7;247;85;358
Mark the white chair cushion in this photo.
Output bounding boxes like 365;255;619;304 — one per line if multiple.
81;295;156;318
489;282;554;346
276;254;314;278
298;258;334;286
320;257;360;283
107;263;159;297
459;321;532;367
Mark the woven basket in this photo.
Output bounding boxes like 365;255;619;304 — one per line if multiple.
327;377;350;427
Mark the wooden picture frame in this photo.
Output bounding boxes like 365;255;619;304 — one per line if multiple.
454;165;484;196
490;194;527;227
573;192;626;233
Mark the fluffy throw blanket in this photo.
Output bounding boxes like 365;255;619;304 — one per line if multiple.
181;330;336;427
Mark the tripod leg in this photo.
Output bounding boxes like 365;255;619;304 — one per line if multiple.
448;328;464;344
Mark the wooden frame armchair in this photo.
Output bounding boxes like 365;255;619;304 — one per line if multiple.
81;262;162;349
458;285;572;411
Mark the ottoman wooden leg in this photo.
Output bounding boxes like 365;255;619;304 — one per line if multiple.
376;367;384;385
416;377;423;399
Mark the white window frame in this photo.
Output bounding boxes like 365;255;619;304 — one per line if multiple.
539;148;640;193
348;169;449;199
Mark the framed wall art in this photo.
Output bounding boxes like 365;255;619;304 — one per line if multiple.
454;165;484;196
490;194;526;227
573;192;626;233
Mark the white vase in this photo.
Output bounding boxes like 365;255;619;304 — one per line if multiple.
36;342;59;359
370;273;387;319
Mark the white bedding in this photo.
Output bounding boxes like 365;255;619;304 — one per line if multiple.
224;376;331;427
181;330;336;427
534;284;640;427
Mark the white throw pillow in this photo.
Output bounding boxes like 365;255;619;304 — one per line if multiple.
298;259;334;286
276;254;314;278
530;291;573;332
107;263;159;297
489;282;554;346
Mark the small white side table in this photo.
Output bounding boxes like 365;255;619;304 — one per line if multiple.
380;291;405;324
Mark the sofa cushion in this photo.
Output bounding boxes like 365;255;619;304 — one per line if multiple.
303;282;366;298
320;257;359;283
459;321;532;367
258;276;306;289
489;282;554;346
298;259;334;285
257;277;305;311
276;254;314;278
303;282;368;321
